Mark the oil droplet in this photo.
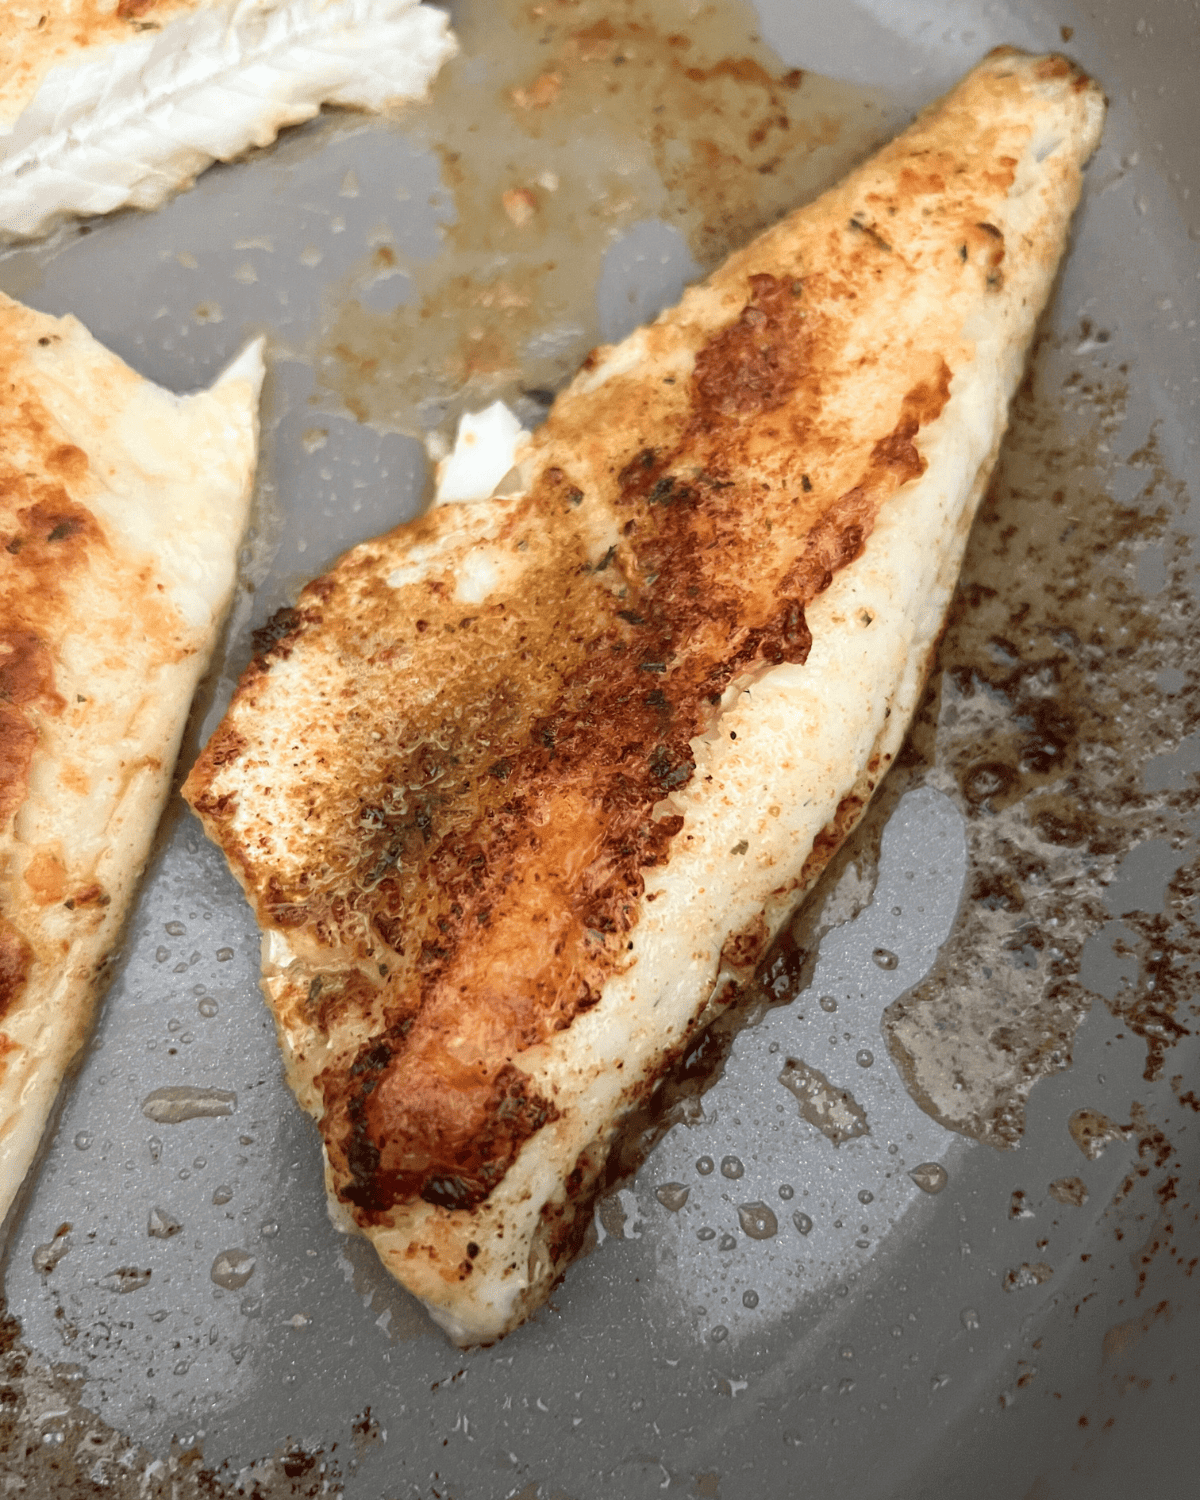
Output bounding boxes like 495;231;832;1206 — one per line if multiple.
164;921;186;937
710;1325;728;1343
857;1189;874;1205
73;1131;92;1150
720;1155;745;1180
167;1019;182;1034
31;1230;70;1275
819;996;838;1013
792;1211;814;1235
240;1295;262;1317
778;1184;795;1200
960;1307;980;1330
697;1227;716;1241
192;1156;207;1170
737;1202;778;1240
259;1221;280;1239
909;1162;949;1194
872;948;899;970
718;1233;737;1252
655;1182;690;1212
212;1185;234;1206
173;1359;190;1376
148;1137;162;1163
211;1249;256;1291
230;1344;247;1364
155;946;169;963
855;1050;874;1068
197;998;219;1018
147;1206;182;1240
216;947;235;962
742;1289;759;1309
695;1156;714;1176
141;1086;237;1124
101;1267;152;1294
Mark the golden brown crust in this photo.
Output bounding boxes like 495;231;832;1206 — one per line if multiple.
0;296;263;1225
191;286;954;1215
0;917;32;1023
1;2;200;128
186;48;1105;1339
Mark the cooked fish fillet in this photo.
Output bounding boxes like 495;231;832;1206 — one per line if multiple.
0;295;263;1226
0;0;456;240
185;49;1105;1344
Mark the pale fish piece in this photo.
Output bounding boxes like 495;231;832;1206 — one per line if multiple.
0;0;456;240
0;293;264;1226
433;401;532;506
185;50;1105;1345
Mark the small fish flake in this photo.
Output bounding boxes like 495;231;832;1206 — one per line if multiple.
101;1267;152;1294
1048;1176;1089;1207
1002;1261;1053;1293
141;1086;236;1124
147;1206;183;1240
1068;1108;1131;1160
778;1057;868;1144
31;1223;71;1275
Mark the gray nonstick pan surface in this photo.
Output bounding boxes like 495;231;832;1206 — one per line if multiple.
1;2;1197;1496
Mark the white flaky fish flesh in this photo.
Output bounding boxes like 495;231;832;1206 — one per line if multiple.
185;49;1105;1344
0;0;456;240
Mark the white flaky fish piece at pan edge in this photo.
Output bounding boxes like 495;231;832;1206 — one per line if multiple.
185;50;1105;1345
0;0;456;240
0;295;264;1227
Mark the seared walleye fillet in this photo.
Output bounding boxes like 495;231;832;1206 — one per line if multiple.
185;50;1105;1344
1;0;455;240
0;295;263;1225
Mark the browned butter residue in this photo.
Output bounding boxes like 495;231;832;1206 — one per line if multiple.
879;324;1200;1148
315;0;893;436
